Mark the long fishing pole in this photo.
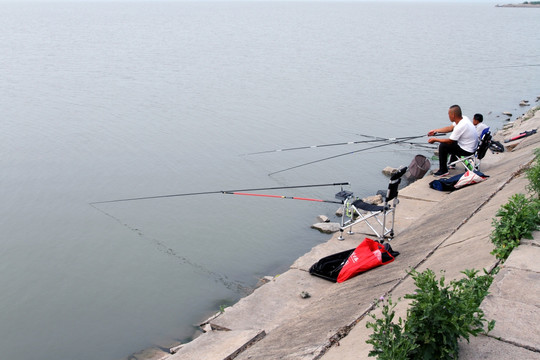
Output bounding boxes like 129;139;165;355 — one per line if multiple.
268;134;427;176
90;182;350;205
241;138;393;156
222;191;343;204
356;133;436;150
350;147;437;155
241;135;431;156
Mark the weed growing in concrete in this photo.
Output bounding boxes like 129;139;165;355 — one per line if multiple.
490;148;540;260
403;269;495;359
526;148;540;198
490;193;540;260
365;297;417;360
366;269;494;360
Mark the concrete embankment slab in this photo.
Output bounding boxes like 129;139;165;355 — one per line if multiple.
478;241;540;352
461;224;540;360
322;112;540;360
234;274;404;360
320;177;507;360
459;334;540;360
233;176;502;359
413;174;530;279
481;293;540;352
207;269;330;333
164;109;540;360
320;165;534;360
503;239;540;272
169;329;265;360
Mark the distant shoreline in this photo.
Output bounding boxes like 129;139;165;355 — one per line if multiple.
496;3;540;7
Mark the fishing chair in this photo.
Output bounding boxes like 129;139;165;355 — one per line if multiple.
447;129;492;172
338;166;408;242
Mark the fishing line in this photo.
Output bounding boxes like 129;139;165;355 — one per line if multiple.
89;183;350;292
90;182;350;205
268;135;427;176
90;204;250;294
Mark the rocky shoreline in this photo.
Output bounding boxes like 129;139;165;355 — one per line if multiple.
125;101;540;360
496;3;540;7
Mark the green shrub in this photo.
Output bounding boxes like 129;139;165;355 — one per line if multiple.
526;148;540;198
366;269;494;359
365;297;417;360
490;193;540;260
404;269;494;359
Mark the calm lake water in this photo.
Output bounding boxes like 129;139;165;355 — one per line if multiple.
0;1;539;359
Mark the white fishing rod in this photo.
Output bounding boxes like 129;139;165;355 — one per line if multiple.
241;134;432;156
268;134;429;176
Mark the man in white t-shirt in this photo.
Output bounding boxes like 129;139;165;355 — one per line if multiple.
427;105;479;176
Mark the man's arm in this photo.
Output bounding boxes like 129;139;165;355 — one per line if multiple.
428;125;454;136
428;137;455;144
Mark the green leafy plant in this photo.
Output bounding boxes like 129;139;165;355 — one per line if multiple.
404;269;494;359
365;297;417;359
525;148;540;198
490;193;540;260
366;269;494;359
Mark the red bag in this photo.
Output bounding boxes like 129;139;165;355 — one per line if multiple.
337;238;395;283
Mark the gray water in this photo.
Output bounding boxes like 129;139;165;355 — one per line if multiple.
1;1;539;359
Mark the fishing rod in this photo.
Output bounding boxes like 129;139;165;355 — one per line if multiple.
356;133;436;150
221;191;343;204
241;138;397;156
504;129;537;143
241;134;432;156
356;133;415;141
268;134;428;176
352;147;437;154
90;182;350;205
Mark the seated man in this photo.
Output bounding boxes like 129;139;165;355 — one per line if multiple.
473;113;489;138
427;105;479;176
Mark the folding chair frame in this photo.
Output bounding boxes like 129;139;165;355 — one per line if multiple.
448;153;477;172
447;131;492;172
338;166;407;242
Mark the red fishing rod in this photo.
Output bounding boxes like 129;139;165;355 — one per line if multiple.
221;191;343;204
90;182;350;205
504;129;537;143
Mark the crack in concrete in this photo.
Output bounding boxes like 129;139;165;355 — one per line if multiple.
485;333;540;354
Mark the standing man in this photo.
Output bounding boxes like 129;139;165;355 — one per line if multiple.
427;105;478;176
